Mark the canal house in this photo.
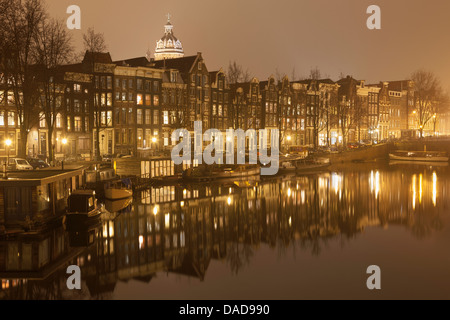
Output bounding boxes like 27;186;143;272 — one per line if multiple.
0;169;86;234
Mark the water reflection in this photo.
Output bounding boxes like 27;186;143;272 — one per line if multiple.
0;163;449;299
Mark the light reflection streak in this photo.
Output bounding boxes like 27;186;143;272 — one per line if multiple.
433;171;437;207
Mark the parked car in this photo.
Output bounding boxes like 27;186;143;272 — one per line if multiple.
347;143;359;149
8;158;33;171
27;158;50;170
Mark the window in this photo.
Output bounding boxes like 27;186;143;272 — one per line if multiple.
122;93;126;101
67;116;71;131
137;94;143;105
153;110;159;125
137;79;143;90
74;84;81;92
0;112;5;126
145;80;151;92
39;113;46;128
163;111;169;125
107;77;112;89
107;111;112;126
74;99;81;113
145;94;151;106
128;108;133;125
115;78;120;88
101;93;106;106
129;79;133;89
115;108;120;125
137;109;143;125
85;116;89;131
153;81;159;92
129;92;134;101
198;63;202;71
74;116;82;132
145;110;151;125
107;93;112;106
153;95;159;106
122;79;127;89
137;129;143;148
101;112;107;126
8;112;15;126
116;92;120;101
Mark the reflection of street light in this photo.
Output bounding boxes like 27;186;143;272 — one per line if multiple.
3;139;12;179
61;138;68;170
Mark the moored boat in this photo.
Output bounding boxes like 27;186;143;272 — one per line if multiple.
104;178;133;200
389;150;449;162
64;190;101;231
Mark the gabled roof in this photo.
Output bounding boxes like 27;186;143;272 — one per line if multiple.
82;51;113;64
151;55;199;74
114;57;150;67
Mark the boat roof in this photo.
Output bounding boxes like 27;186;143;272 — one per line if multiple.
71;190;96;196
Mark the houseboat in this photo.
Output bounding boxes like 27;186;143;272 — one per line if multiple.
0;168;86;234
389;151;449;162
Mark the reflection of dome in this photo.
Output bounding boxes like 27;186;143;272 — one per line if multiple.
154;15;184;60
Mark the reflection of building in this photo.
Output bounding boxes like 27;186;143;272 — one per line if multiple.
3;166;450;298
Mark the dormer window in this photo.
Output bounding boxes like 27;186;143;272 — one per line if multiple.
198;63;202;71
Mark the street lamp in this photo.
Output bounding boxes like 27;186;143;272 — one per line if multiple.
3;139;12;179
61;138;68;170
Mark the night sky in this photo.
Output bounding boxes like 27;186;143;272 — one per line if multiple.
47;0;450;90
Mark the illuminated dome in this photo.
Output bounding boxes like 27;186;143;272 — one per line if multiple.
154;14;184;61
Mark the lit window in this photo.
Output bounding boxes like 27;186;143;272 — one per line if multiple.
137;94;143;105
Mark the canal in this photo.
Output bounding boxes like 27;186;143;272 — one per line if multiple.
1;162;449;300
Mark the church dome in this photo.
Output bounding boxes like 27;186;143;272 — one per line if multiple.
154;15;185;61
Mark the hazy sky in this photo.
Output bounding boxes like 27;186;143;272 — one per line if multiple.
47;0;450;90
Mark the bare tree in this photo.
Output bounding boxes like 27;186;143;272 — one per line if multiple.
227;61;251;129
34;18;74;163
0;0;46;157
411;70;443;138
309;67;321;80
82;27;108;160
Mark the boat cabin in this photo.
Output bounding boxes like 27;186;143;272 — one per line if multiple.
68;190;98;215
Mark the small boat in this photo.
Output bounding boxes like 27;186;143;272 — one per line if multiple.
105;197;133;214
389;150;449;162
64;190;101;230
104;178;133;200
279;161;297;174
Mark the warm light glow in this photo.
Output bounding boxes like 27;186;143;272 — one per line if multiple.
152;137;157;143
287;188;291;197
180;201;184;207
412;174;416;210
139;235;144;249
4;139;11;147
62;138;68;145
288;216;292;227
432;171;437;207
153;205;158;215
165;213;170;229
227;197;232;205
287;135;292;141
419;173;423;204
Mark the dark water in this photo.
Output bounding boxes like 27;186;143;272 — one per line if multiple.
1;162;450;300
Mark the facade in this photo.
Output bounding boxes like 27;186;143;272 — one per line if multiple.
152;53;211;132
209;68;230;131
